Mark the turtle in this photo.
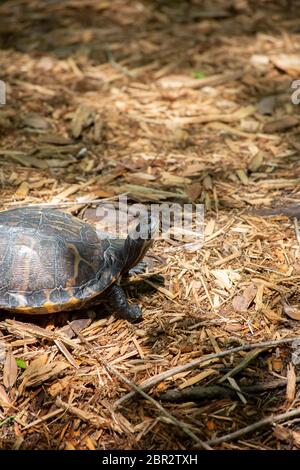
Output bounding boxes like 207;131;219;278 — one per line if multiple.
0;206;157;321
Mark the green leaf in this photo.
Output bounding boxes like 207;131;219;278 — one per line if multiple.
16;358;26;369
192;71;206;79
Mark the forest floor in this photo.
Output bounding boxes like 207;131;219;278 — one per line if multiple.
0;0;300;450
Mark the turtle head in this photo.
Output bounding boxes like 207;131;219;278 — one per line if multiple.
122;213;159;274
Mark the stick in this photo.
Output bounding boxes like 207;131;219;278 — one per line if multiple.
159;377;300;402
205;407;300;446
21;409;64;431
105;362;212;451
115;336;300;407
70;324;212;451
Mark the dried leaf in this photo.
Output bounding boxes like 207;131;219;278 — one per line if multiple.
232;284;257;312
283;302;300;321
186;182;202;201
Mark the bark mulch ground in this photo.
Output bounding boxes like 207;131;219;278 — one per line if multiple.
0;0;300;450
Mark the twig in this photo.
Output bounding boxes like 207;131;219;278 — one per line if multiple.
105;362;212;450
115;336;300;407
21;408;64;431
159;377;300;402
218;348;266;383
70;324;212;451
205;407;300;446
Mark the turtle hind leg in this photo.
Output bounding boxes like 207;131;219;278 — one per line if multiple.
106;284;142;322
128;260;148;276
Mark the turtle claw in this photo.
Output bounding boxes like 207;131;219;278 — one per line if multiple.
106;284;143;322
126;304;143;322
128;261;148;276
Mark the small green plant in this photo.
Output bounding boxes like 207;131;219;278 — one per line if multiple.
192;71;206;79
0;415;15;428
16;358;26;369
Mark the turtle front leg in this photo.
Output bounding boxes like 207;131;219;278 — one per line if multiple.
106;285;142;322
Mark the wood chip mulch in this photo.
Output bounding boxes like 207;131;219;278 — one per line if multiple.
0;0;300;450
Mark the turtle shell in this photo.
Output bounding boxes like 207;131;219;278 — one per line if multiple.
0;207;128;314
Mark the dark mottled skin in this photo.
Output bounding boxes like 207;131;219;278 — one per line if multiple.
0;207;152;317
